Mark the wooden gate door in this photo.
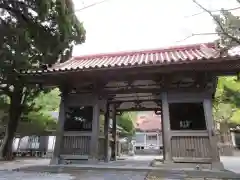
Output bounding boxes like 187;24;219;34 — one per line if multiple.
166;94;213;163
170;131;211;163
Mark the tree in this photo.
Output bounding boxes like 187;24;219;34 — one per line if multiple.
0;0;85;159
192;0;240;52
19;89;60;135
0;89;60;137
213;76;240;140
191;1;240;125
117;112;136;136
99;112;136;136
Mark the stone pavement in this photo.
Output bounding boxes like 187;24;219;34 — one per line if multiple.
0;171;74;180
220;156;240;173
0;158;149;180
0;169;238;180
0;158;49;171
0;170;148;180
145;170;240;180
71;170;148;180
1;156;240;179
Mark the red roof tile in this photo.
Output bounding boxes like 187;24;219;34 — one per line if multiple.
135;112;161;131
50;42;221;72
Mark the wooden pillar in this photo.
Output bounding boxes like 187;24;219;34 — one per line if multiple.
161;92;172;162
111;106;117;161
203;98;224;169
50;95;66;165
104;102;110;162
89;101;100;162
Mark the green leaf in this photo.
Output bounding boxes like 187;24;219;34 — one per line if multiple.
214;76;240;125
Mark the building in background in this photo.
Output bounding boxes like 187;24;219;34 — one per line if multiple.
133;111;162;155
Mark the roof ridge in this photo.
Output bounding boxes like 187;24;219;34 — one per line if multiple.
51;57;75;70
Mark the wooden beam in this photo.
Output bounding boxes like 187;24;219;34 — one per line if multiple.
116;107;161;112
68;73;214;95
110;99;161;103
29;71;217;92
100;86;210;95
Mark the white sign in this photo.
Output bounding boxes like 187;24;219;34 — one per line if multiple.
180;120;191;129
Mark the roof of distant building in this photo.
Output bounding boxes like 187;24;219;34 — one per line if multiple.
135;112;161;132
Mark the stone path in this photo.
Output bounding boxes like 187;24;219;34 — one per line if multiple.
0;158;49;171
0;171;74;180
220;156;240;173
0;170;148;180
71;170;148;180
0;170;238;180
1;157;240;179
145;170;240;180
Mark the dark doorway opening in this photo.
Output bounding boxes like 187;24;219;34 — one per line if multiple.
168;103;206;131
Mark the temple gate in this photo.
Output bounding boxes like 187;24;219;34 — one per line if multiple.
22;42;240;169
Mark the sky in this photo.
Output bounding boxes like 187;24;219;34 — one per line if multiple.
72;0;240;56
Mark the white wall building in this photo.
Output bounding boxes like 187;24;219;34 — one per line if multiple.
133;112;163;154
134;131;163;150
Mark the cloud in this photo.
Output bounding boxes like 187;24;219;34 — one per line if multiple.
72;0;237;56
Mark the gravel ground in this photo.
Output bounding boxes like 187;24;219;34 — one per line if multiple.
71;170;148;180
0;170;148;180
0;158;49;171
1;156;240;180
0;171;74;180
145;170;240;180
0;170;238;180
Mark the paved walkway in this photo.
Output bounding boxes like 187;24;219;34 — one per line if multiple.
0;170;148;180
71;170;148;180
0;157;149;180
0;156;240;179
0;158;49;171
0;171;74;180
220;156;240;173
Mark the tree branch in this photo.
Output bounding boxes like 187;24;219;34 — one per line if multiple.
74;0;113;13
176;32;219;43
185;6;240;18
192;0;240;45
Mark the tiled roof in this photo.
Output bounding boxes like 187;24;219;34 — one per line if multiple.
135;112;161;131
21;42;240;75
23;42;227;74
50;43;219;72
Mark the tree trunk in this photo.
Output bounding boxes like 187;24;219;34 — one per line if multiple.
0;88;23;160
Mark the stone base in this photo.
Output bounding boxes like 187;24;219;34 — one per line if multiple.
49;157;59;165
218;144;234;156
128;150;135;156
88;158;98;163
153;160;225;171
211;161;224;171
